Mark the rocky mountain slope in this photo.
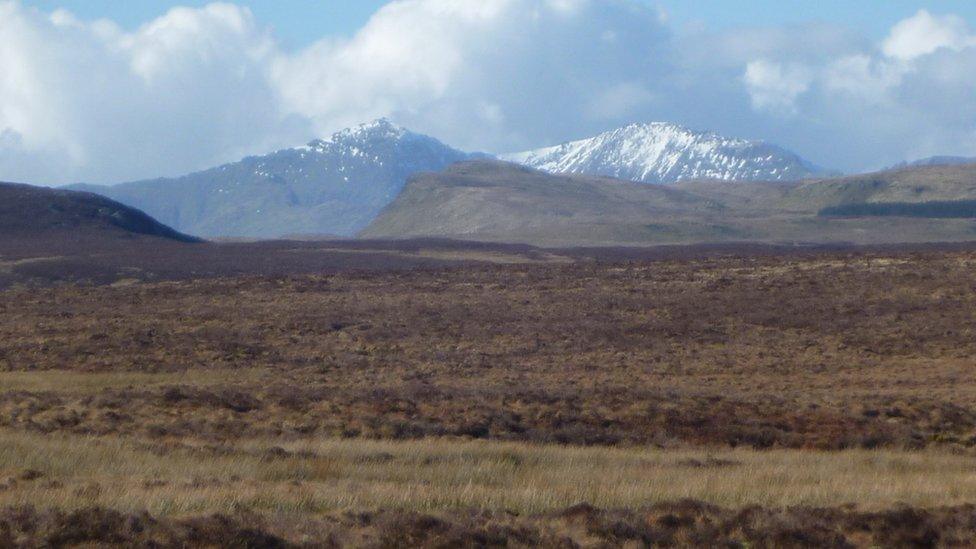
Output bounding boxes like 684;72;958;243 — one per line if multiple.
72;120;473;238
503;122;831;184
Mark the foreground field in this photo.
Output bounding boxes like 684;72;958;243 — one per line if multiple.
2;431;976;546
3;245;976;545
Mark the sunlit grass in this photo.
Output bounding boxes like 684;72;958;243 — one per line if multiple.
1;430;975;517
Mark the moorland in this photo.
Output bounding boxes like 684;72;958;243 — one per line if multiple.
3;236;976;546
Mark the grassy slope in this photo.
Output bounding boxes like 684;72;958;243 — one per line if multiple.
784;163;976;211
360;161;730;245
363;161;976;246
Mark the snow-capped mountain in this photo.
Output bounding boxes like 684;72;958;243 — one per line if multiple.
71;119;473;238
502;122;831;184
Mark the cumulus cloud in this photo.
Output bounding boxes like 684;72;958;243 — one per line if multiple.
1;0;975;183
271;0;672;153
738;8;976;168
882;10;976;60
0;1;306;184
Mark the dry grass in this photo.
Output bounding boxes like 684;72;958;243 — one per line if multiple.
1;430;976;517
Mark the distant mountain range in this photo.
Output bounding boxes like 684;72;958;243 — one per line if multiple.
59;118;976;243
71;119;473;238
66;120;843;239
502;122;834;184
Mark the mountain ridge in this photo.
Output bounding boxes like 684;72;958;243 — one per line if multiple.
503;122;834;184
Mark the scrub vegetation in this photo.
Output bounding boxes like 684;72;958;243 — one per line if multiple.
3;245;976;546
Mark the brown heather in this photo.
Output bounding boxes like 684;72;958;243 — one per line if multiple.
3;245;976;546
2;249;976;449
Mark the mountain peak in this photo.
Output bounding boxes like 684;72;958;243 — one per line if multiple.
614;121;747;143
503;122;828;184
349;117;408;139
307;118;409;150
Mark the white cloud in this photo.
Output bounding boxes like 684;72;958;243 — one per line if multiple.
0;1;305;184
737;10;976;168
882;10;976;60
821;55;906;105
743;60;812;112
1;1;976;183
271;0;672;153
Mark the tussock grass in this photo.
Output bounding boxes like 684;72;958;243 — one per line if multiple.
1;430;975;517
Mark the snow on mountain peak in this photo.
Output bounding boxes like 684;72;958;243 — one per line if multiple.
305;118;411;151
503;122;827;184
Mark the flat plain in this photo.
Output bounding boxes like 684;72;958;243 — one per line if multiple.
3;242;976;546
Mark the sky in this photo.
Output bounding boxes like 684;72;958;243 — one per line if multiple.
3;0;976;184
24;1;976;48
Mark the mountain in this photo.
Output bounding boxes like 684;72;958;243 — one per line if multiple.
0;182;196;242
362;160;976;246
502;122;832;184
71;119;473;238
887;156;976;170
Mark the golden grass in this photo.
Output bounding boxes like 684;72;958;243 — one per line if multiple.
2;430;975;517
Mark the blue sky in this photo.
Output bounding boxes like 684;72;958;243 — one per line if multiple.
24;1;976;48
663;1;976;35
23;1;390;49
4;1;976;184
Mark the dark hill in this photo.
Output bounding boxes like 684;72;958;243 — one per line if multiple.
0;182;198;242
